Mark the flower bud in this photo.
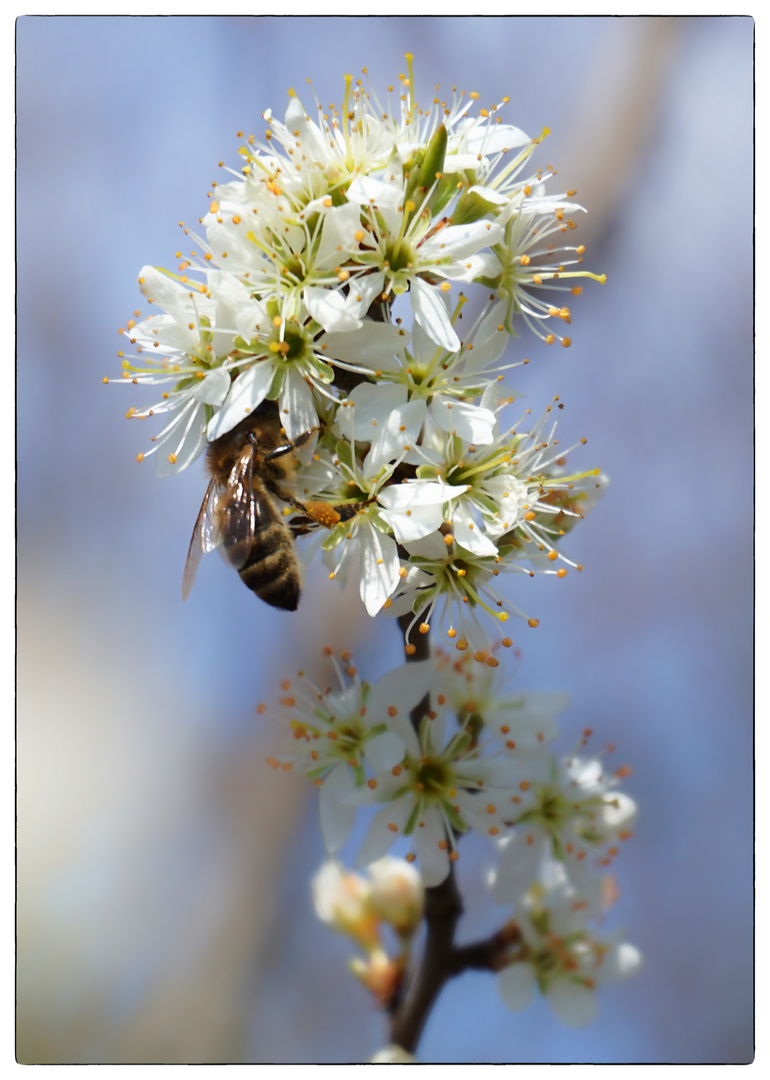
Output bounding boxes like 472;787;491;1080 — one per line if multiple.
370;1045;418;1063
350;947;404;1006
311;861;380;951
367;856;425;936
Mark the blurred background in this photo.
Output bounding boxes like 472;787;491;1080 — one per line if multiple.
16;16;753;1065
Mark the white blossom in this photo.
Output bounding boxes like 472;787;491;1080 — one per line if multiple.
497;859;642;1028
263;650;433;853
491;750;638;901
353;706;519;887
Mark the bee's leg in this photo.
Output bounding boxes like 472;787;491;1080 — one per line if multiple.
287;520;315;537
264;440;294;461
266;425;320;462
281;492;312;514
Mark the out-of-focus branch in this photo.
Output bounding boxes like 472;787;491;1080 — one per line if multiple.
555;17;683;249
390;613;522;1054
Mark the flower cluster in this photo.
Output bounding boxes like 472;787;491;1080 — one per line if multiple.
495;859;642;1029
116;58;639;1041
111;58;606;645
264;646;634;887
284;644;639;1026
312;856;424;1007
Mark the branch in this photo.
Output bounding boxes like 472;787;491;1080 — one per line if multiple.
389;614;520;1053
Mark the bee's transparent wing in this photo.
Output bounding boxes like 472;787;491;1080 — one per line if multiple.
182;477;223;600
218;445;262;572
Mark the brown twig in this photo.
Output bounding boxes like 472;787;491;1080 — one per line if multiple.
389;614;518;1054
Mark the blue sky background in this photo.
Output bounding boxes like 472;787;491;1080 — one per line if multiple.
16;15;753;1065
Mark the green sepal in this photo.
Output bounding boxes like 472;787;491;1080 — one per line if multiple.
268;365;285;399
306;764;333;782
403;148;425;207
474;494;499;516
444;729;472;761
197;314;213;349
549;832;566;863
403;799;423;838
441;800;469;835
350;763;367;788
411;585;436;614
452;188;501;227
369;510;392;536
306;356;334;386
531;909;551;939
322;521;352;551
418;124;447;208
431;171;462;218
334;439;356;471
232;335;262;354
474;273;504;291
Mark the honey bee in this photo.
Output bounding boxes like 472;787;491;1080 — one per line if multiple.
182;402;347;610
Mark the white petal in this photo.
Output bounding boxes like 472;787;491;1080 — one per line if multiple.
346;175;404;234
458;757;518;790
437;253;500;283
304;285;361;333
421;220;504;261
379;480;460;544
379;480;465;511
365;399;427;478
346;270;387;315
599;792;638;833
414;805;450;886
462;306;509;373
358;524;400;616
364;730;406;773
410;277;460;352
451;513;499;557
498;964;536;1012
430;397;497;446
318;321;405;373
283;95;328;162
189;365;231;406
370;1046;417;1064
155;403;208;477
368;662;433;758
312;203;369;270
602;942;643;982
454;790;504;836
319;764;359;855
491;830;547;904
547;982;599;1029
355;798;413;869
279;370;318;441
464;122;531;154
338;382;408;453
370;659;434;713
137;267;202;350
206;363;274;440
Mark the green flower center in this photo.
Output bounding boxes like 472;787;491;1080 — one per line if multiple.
413;757;452;796
385;237;417;276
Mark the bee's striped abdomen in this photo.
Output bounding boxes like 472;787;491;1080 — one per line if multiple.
238;517;301;611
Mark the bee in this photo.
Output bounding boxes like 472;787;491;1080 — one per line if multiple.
182;402;347;611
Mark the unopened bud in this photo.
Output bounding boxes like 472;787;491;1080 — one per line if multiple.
367;856;425;936
350;947;403;1005
370;1045;418;1064
311;860;379;950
